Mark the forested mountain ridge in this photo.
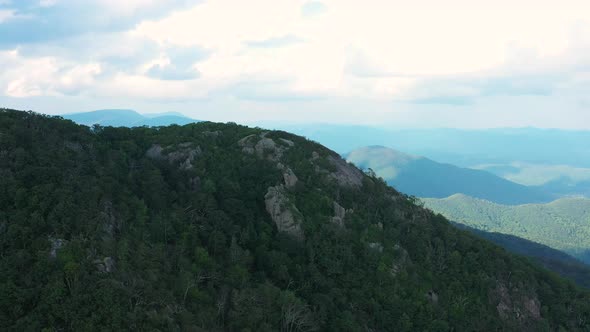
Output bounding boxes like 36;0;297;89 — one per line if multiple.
346;146;553;205
1;109;589;331
423;194;590;264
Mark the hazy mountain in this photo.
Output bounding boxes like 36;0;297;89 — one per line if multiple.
455;223;590;288
63;109;198;127
346;146;553;205
269;124;590;168
2;108;589;330
423;194;590;264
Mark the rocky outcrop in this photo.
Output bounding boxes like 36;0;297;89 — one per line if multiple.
391;244;411;276
202;130;222;137
64;140;83;152
238;133;294;162
279;138;295;147
146;143;201;170
264;186;304;239
493;282;541;323
282;167;298;188
94;257;116;273
49;237;66;259
327;155;364;187
368;242;384;253
331;201;346;227
426;290;439;305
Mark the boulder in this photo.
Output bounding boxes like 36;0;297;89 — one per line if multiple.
264;186;304;239
283;168;298;188
331;201;346;227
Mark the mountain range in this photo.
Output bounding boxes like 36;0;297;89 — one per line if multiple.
423;194;590;264
346;146;554;205
1;108;589;331
62;109;198;127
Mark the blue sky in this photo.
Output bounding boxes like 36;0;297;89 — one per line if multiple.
0;0;589;128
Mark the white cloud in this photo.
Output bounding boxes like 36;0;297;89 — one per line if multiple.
0;0;589;127
0;9;14;23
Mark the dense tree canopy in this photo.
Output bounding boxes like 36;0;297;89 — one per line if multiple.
0;109;589;331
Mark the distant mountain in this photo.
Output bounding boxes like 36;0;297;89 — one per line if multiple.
455;223;590;288
346;146;553;205
270;124;590;168
63;109;198;127
423;194;590;264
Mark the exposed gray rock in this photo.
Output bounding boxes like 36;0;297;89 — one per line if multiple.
331;201;346;227
391;244;411;276
49;238;66;259
146;144;164;159
311;151;320;160
238;133;293;162
493;282;541;322
146;143;201;170
264;186;304;239
368;242;384;253
64;141;83;152
202;130;222;137
255;138;282;160
100;200;118;237
426;290;439;305
94;257;116;273
189;176;201;191
279;138;295;147
282;168;298;188
327;155;364;187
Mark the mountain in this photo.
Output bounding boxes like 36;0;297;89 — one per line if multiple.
270;124;590;168
423;194;590;264
454;223;590;289
1;109;589;331
62;109;198;127
346;146;553;205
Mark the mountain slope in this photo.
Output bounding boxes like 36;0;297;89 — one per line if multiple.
63;109;198;127
1;109;589;331
423;194;590;264
347;146;553;205
454;223;590;289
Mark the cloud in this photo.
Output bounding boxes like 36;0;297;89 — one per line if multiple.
146;64;199;81
301;1;327;18
0;0;197;47
1;0;590;129
145;44;209;80
245;34;304;48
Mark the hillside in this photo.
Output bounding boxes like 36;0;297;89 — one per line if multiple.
423;194;590;264
346;146;553;205
63;109;198;127
454;224;590;289
1;109;589;331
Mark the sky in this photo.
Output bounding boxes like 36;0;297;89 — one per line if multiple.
0;0;589;128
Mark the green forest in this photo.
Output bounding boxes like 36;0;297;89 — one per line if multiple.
423;194;590;264
1;109;589;331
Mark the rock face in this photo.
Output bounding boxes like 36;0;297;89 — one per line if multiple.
493;282;541;323
264;186;304;239
146;143;201;170
331;201;346;227
94;257;116;273
368;242;384;253
327;155;364;187
238;133;291;162
391;244;411;276
282;168;298;188
49;238;66;259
